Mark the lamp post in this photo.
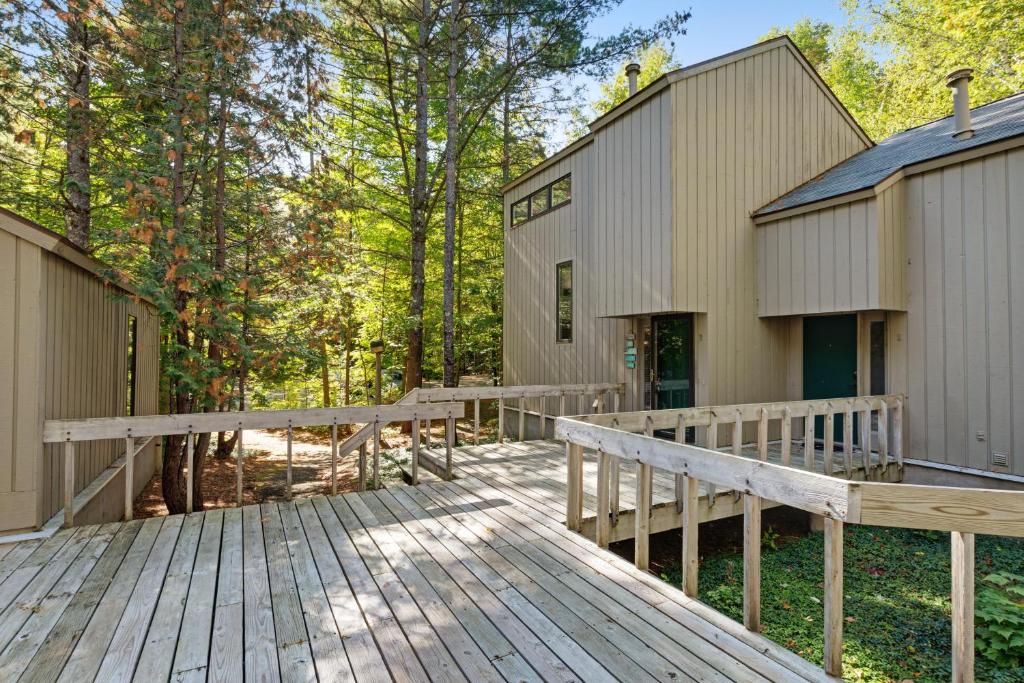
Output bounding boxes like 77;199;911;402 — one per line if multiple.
369;340;384;405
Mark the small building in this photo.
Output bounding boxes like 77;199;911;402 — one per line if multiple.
503;36;1024;483
0;207;160;535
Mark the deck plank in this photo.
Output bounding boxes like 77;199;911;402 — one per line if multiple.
132;512;203;682
170;508;224;682
56;516;164;682
242;503;280;683
94;514;183;682
209;507;244;683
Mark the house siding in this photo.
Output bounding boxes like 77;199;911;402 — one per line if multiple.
900;147;1024;476
671;44;869;406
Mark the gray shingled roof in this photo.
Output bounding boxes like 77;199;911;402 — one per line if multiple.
755;91;1024;216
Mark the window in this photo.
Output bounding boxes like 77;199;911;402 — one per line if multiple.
126;314;138;416
510;174;572;227
530;187;550;216
551;175;571;207
556;261;573;343
511;199;529;225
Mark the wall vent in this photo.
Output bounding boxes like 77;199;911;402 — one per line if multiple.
992;452;1009;468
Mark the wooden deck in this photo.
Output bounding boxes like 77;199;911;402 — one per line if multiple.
409;438;901;543
0;473;830;682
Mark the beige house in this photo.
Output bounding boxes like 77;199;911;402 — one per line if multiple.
0;208;160;535
503;36;1024;482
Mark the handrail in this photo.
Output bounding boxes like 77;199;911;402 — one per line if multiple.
555;397;1023;681
47;401;464;527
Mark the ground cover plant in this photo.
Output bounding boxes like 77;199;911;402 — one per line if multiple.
662;525;1024;682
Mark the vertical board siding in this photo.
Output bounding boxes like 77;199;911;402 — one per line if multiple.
756;195;909;317
672;44;870;405
591;90;674;318
30;251;161;525
902;148;1024;475
503;147;628;406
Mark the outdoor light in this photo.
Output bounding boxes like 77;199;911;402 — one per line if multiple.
369;340;384;354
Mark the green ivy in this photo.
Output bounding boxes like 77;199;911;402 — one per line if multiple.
977;571;1024;667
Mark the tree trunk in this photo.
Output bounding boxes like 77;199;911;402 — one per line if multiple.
321;339;332;407
65;4;91;249
442;0;460;388
501;4;512;185
403;0;431;396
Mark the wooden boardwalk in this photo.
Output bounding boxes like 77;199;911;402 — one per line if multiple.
411;439;900;543
0;473;830;682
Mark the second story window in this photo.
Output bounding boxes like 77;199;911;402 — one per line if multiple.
510;174;571;227
556;261;573;343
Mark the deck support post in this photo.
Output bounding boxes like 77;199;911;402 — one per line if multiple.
411;418;421;485
635;461;652;571
330;422;338;496
64;440;75;528
186;430;194;514
125;434;134;521
286;423;294;500
824;517;844;677
565;443;584;531
373;420;381;489
952;531;975;683
596;451;611;547
444;416;454;480
236;425;244;506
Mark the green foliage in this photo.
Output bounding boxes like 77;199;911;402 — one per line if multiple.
976;571;1024;667
662;526;1024;682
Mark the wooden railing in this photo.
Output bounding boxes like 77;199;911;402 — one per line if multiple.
555;399;1024;682
43;402;464;527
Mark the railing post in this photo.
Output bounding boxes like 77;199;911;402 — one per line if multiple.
843;407;854;475
609;419;620;526
596;392;606;414
559;392;566;419
824;517;844;677
804;408;816;471
780;406;792;466
186;430;194;514
444;415;454;480
824;406;835;476
744;408;767;631
518;398;525;442
64;439;75;528
596;450;611;547
236;424;244;506
473;398;480;446
879;400;889;471
681;472;700;598
330;421;338;496
425;418;431;448
675;414;687;513
125;433;134;522
286;422;294;500
706;411;718;507
860;404;872;475
411;417;421;485
498;397;505;444
952;531;975;683
539;399;546;440
635;460;652;571
565;442;583;531
358;442;367;492
373;419;382;489
893;397;904;469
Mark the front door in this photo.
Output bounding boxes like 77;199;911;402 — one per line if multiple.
653;315;694;410
803;315;858;441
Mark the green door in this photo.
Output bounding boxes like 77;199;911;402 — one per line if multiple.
653;315;694;410
803;315;857;441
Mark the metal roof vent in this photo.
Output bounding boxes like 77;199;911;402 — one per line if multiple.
626;62;640;96
946;68;975;140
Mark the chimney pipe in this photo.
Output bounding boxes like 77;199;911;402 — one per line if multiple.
626;62;640;96
946;68;974;140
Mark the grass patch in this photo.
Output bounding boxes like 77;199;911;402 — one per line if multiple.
660;525;1024;682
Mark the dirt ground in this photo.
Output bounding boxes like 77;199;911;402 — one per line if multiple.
133;414;500;518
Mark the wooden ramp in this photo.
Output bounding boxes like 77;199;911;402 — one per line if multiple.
0;476;830;682
407;439;901;543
